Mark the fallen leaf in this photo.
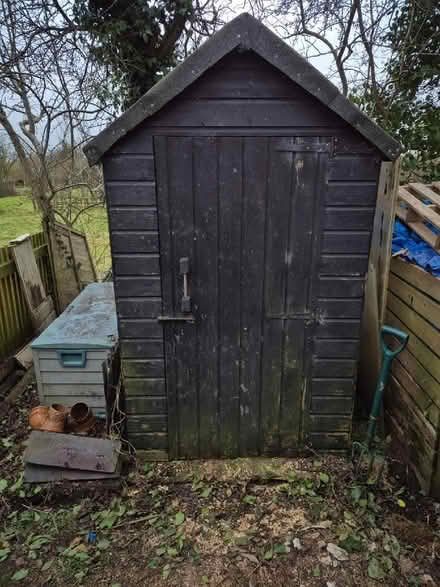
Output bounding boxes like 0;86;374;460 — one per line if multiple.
327;543;349;562
368;557;385;580
69;537;82;549
175;512;185;526
292;538;302;550
264;549;273;560
12;569;29;582
234;536;249;546
239;552;259;565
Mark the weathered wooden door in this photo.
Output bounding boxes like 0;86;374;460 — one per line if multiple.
155;136;329;458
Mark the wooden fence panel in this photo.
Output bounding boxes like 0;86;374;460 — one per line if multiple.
0;232;54;360
385;257;440;497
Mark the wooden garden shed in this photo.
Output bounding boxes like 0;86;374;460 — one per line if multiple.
85;13;401;460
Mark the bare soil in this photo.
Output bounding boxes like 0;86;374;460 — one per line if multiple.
0;378;439;586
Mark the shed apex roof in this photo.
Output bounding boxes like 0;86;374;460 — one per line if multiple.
84;12;401;165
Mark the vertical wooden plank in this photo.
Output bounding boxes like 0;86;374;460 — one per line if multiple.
286;150;318;313
1;268;15;351
218;137;242;457
239;137;268;456
155;136;178;458
168;137;199;458
194;136;219;457
0;278;9;357
67;230;81;291
261;319;283;454
279;319;305;451
378;159;400;324
298;148;329;447
357;159;398;418
7;271;21;347
264;140;292;316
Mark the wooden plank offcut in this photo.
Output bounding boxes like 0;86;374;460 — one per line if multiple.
11;235;56;333
24;431;121;473
24;462;121;483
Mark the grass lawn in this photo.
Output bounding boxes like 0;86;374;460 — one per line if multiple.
0;195;110;278
0;194;41;246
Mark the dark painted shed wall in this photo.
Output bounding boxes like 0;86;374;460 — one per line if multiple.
103;50;382;456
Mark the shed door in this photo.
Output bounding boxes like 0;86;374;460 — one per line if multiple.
155;136;329;458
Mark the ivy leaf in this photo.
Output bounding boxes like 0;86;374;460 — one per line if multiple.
264;549;273;560
0;479;8;493
274;543;287;555
340;534;363;553
243;495;256;505
175;512;185;526
12;569;29;582
351;486;362;504
368;557;385;580
319;472;329;484
0;548;10;562
201;487;212;498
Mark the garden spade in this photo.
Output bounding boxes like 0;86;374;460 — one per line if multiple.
352;325;409;479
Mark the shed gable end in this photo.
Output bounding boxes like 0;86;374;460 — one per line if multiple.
145;50;354;131
85;13;400;164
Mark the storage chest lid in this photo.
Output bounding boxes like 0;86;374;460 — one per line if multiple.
32;283;118;349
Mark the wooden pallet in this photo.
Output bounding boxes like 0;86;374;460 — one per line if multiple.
396;182;440;252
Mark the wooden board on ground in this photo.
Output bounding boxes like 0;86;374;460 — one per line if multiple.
47;222;97;312
0;357;16;383
10;235;56;333
24;460;121;483
24;430;121;473
15;343;33;370
0;370;24;399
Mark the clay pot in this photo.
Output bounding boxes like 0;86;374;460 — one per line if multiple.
69;402;95;434
45;403;67;433
29;406;49;430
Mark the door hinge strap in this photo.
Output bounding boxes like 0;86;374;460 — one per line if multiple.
158;315;195;323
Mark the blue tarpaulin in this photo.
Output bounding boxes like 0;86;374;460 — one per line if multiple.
392;218;440;278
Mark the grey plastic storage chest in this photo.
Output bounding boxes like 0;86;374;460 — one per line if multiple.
31;283;117;415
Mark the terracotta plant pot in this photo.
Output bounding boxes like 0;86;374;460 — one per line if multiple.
45;403;67;433
69;402;95;434
29;405;49;430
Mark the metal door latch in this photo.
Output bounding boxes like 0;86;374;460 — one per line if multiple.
180;257;191;313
